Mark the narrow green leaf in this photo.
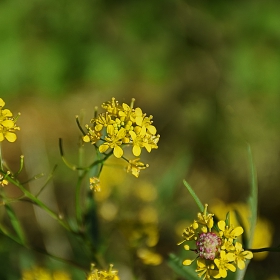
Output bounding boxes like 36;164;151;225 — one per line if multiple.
225;211;231;227
247;144;258;247
5;203;26;245
183;180;204;212
235;144;258;280
168;254;200;280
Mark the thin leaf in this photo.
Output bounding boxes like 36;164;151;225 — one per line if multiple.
183;180;204;212
5;203;26;245
247;144;258;247
235;144;258;280
168;254;200;280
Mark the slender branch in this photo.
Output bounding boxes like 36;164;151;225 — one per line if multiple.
247;246;280;253
4;175;72;232
75;115;86;136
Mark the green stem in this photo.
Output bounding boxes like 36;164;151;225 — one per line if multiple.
0;228;87;271
75;150;114;226
248;247;280;253
4;175;71;232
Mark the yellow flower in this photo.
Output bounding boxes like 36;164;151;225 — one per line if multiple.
94;113;114;131
0;98;20;142
99;126;126;158
126;158;149;178
234;242;253;270
196;259;219;280
137;248;162;266
0;174;8;187
87;264;119;280
178;204;252;280
82;97;159;176
218;220;243;239
101;97;122;116
214;250;236;278
21;267;71;280
83;125;101;144
210;199;273;260
89;177;101;192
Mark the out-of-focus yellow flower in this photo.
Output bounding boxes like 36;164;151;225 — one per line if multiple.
210;199;274;260
0;174;8;187
134;181;157;201
89;177;101;192
136;248;163;266
87;264;119;280
0;98;20;142
139;206;158;224
21;267;71;280
99;201;118;221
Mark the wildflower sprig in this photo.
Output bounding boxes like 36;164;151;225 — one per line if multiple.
178;204;253;279
81;97;160;178
0;98;20;142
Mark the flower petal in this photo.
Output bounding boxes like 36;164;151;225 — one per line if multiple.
5;132;17;142
133;145;141;156
99;144;109;153
113;145;123;158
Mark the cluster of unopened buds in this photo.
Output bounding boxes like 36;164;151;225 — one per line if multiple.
82;97;160;178
178;204;253;279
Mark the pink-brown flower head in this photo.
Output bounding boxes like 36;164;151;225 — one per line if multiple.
196;232;222;260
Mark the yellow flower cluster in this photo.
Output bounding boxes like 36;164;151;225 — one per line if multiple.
0;98;20;142
87;264;119;280
83;98;159;177
179;205;253;280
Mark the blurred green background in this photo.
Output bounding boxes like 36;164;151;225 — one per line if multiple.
1;0;280;279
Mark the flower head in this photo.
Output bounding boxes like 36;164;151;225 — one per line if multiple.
87;264;119;280
82;98;159;177
126;158;149;178
178;204;253;279
89;177;101;192
0;98;20;142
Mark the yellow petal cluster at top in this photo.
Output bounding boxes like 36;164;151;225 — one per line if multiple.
87;264;119;280
178;204;253;280
0;98;20;143
83;98;159;177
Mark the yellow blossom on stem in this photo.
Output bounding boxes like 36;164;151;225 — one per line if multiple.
214;250;236;278
218;220;243;239
234;242;253;270
178;204;253;280
126;158;149;178
0;174;8;187
0;98;20;142
82;97;160;177
196;259;219;280
89;177;101;192
87;264;119;280
99;126;126;158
